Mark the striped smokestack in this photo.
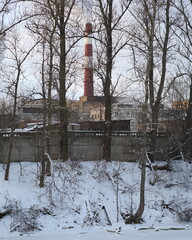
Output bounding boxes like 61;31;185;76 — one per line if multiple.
84;23;94;96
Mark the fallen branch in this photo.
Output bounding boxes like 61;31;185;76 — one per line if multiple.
138;226;190;231
0;210;11;219
146;164;171;171
156;226;190;231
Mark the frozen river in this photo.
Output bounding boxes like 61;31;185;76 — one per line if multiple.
1;228;192;240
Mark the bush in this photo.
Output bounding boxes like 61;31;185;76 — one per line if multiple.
177;208;192;222
4;198;41;233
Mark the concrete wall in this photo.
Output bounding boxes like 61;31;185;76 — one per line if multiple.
70;131;169;162
0;131;169;163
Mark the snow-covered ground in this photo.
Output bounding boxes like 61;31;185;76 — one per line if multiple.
0;160;192;239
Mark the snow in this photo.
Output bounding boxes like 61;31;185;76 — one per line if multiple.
0;160;192;239
0;228;192;240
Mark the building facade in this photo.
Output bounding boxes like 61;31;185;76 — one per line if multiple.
90;100;140;131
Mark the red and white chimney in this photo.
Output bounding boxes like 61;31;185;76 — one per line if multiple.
84;23;94;97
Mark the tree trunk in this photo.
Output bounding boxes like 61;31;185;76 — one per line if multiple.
59;1;68;161
101;0;113;162
39;154;46;188
148;0;170;162
103;96;112;161
4;66;20;180
148;106;159;162
4;136;13;181
126;153;146;224
46;39;54;175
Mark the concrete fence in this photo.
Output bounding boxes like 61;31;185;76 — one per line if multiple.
0;131;170;163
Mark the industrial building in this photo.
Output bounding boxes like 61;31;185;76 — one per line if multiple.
16;23;139;131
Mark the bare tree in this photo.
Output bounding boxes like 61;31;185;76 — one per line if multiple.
27;3;59;175
30;0;83;161
0;1;35;65
0;1;37;37
128;0;175;162
173;0;192;158
94;0;133;162
0;30;37;180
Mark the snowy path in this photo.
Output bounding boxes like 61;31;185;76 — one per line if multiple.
1;228;192;240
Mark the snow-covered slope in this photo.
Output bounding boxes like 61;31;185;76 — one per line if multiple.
0;160;192;239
